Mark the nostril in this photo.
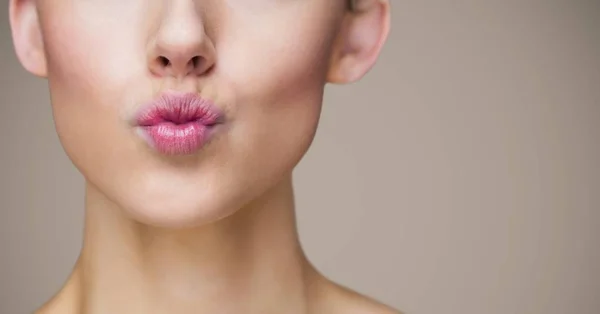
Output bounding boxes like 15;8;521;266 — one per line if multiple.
158;56;170;67
190;56;200;68
150;55;210;77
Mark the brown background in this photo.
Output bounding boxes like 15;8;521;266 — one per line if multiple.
1;1;599;313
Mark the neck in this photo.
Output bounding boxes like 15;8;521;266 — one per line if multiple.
58;175;320;314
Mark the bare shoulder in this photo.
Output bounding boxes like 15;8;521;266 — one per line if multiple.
314;277;404;314
337;285;403;314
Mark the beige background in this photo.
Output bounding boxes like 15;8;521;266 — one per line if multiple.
2;1;599;314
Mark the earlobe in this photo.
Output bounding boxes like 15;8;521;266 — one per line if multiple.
327;0;390;84
9;0;48;78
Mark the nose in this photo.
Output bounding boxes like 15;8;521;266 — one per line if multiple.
148;5;216;78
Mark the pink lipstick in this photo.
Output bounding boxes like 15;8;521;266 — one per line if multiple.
133;92;223;155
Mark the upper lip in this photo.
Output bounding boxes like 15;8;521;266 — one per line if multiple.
134;91;223;127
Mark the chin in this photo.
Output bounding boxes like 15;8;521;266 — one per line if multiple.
90;167;243;229
120;188;241;229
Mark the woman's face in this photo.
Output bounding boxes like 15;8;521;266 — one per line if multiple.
13;0;383;228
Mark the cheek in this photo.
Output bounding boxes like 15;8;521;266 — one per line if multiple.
218;11;335;150
40;22;144;181
209;18;335;194
41;15;147;145
41;10;146;104
219;11;336;100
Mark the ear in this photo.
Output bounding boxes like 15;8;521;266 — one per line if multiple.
9;0;48;77
327;0;390;84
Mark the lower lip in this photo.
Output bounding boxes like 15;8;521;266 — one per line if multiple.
137;121;215;155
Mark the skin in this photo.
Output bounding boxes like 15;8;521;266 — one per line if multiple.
9;0;396;313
